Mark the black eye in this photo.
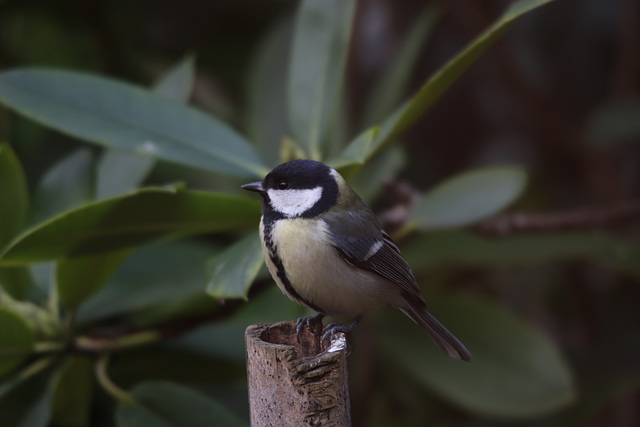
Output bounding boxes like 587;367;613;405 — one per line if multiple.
278;181;289;190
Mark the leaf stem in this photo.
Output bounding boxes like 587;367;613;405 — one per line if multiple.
75;329;162;353
95;353;136;405
33;341;66;353
17;356;56;380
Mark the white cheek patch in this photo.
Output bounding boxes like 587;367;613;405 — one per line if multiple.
267;187;323;217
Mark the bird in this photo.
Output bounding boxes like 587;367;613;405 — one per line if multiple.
242;159;471;361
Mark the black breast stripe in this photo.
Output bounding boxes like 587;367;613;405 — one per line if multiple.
262;220;323;314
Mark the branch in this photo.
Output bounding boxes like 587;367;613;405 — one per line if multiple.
476;199;640;236
377;180;421;231
376;179;640;238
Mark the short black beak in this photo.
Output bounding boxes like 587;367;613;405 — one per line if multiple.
241;181;265;193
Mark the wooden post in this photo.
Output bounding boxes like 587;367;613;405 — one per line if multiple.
245;321;351;426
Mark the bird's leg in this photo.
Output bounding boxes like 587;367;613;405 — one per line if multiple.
296;313;325;343
321;315;363;349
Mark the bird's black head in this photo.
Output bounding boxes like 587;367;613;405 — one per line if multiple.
242;159;339;219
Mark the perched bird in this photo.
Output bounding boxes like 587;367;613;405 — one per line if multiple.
242;159;471;361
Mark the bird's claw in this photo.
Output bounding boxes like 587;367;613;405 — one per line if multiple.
321;322;356;347
295;313;325;343
320;316;362;355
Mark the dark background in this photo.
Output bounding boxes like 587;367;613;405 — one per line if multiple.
1;0;639;426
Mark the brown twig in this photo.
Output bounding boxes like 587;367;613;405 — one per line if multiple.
377;180;421;231
476;199;640;236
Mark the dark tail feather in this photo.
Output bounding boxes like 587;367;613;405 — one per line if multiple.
400;299;472;362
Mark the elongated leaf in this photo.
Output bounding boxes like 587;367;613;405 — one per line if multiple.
116;381;247;427
382;296;575;417
0;307;36;376
403;230;640;280
0;294;61;339
29;148;94;225
246;18;292;167
0;144;31;298
28;263;55;304
409;166;527;230
56;249;130;309
0;364;35;399
0;144;28;247
154;54;196;103
288;0;355;159
170;286;305;362
96;150;156;200
349;145;405;203
332;0;556;166
329;126;380;169
0;69;268;178
97;55;196;200
0;189;260;265
51;356;93;427
0;366;53;427
361;6;440;127
206;232;263;300
0;268;33;301
76;241;215;324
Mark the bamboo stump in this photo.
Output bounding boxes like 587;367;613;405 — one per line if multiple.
245;321;351;427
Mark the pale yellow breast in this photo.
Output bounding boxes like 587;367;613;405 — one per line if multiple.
262;217;400;316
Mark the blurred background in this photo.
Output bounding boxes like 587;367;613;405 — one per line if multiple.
1;0;639;426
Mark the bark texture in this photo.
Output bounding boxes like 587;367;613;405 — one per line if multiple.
246;321;351;427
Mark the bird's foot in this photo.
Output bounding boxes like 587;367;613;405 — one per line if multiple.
296;313;325;343
321;316;362;353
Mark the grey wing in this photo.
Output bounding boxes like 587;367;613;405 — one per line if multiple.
323;211;423;300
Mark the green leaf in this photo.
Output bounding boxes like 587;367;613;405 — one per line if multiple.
348;145;405;203
0;189;260;265
25;149;93;300
0;144;32;299
0;307;36;376
288;0;355;159
96;149;156;200
206;232;263;300
333;0;556;166
587;100;640;145
409;166;527;230
328;126;380;169
128;294;218;329
116;381;247;427
109;348;245;387
170;286;305;362
96;55;196;200
382;296;575;417
0;69;268;178
28;263;55;303
29;148;94;225
154;54;196;103
0;268;33;301
246;18;292;167
76;241;216;324
360;6;440;127
0;144;28;248
56;249;130;310
404;230;640;279
51;356;93;427
0;365;53;427
0;293;61;339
